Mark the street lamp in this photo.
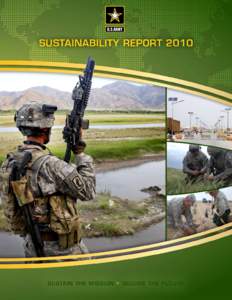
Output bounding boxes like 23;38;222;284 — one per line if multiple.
214;120;219;131
225;108;231;134
168;97;184;137
188;112;194;131
218;119;221;132
220;115;224;131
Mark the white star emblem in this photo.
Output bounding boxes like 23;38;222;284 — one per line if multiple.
108;8;122;23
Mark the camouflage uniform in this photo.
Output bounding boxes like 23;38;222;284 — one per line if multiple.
183;146;208;183
211;191;231;226
207;147;232;185
167;196;195;231
0;103;96;257
24;234;89;257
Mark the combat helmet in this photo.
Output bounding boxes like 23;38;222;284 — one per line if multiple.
186;194;196;203
189;144;200;152
15;102;57;136
207;146;223;157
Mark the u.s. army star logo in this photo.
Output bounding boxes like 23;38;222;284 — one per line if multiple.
106;6;124;25
108;8;122;23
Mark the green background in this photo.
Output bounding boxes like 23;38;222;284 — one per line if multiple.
0;0;231;92
1;236;232;300
0;0;231;298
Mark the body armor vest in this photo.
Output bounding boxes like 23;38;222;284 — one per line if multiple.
0;145;80;249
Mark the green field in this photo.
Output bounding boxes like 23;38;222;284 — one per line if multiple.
0;112;165;237
0;111;165;164
0;112;164;127
0;126;165;164
167;168;225;195
51;138;165;161
0;137;164;165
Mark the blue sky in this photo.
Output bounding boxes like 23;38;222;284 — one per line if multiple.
167;89;232;128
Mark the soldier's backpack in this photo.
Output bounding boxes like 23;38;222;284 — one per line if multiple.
0;147;48;235
0;146;81;249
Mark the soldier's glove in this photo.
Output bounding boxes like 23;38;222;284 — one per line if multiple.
72;140;86;154
191;170;199;176
63;126;73;143
207;175;214;181
199;169;206;175
183;226;195;235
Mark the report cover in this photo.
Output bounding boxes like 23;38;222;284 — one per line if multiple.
0;1;231;299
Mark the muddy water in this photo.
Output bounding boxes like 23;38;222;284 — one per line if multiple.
0;160;164;205
0;155;165;257
96;160;165;200
0;232;25;257
84;219;165;252
0;220;165;257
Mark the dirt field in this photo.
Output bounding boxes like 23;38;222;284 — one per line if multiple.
167;201;232;240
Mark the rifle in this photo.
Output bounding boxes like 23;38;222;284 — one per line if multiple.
11;151;45;257
63;57;95;163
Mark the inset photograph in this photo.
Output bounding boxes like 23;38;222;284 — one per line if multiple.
167;187;232;240
167;89;232;150
167;142;232;194
0;71;166;258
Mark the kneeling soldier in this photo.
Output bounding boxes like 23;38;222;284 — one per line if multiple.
183;145;208;183
168;194;197;237
206;147;232;185
208;190;231;226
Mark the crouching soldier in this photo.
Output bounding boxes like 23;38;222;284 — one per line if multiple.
206;146;232;185
168;194;198;237
0;103;96;257
208;190;231;226
183;145;208;183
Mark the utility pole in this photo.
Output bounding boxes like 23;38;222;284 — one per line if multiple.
195;116;199;129
168;97;184;138
220;115;224;131
225;108;231;134
188;112;194;131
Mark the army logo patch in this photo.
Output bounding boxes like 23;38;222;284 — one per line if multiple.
105;6;125;32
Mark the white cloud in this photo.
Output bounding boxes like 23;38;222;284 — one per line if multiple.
0;72;116;92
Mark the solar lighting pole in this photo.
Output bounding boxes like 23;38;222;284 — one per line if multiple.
198;118;201;132
168;97;184;137
188;112;194;131
220;115;224;131
218;118;221;132
225;108;231;135
214;120;219;131
195;116;199;129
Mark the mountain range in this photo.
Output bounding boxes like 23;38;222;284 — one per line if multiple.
0;81;165;111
